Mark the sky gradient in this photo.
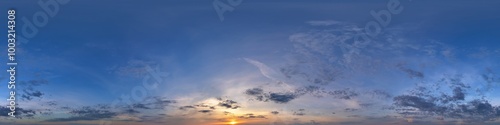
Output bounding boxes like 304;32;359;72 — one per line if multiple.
1;0;500;125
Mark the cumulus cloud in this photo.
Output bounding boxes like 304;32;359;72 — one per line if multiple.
391;74;500;122
217;99;241;109
244;88;299;103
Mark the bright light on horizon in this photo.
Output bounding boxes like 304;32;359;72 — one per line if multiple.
229;119;237;125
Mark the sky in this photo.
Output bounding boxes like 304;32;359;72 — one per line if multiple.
0;0;500;125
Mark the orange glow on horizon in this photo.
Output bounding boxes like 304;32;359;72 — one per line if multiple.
229;119;237;124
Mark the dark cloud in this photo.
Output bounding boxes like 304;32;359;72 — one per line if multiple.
496;107;500;117
463;100;497;117
46;105;117;122
271;111;279;115
327;88;358;100
124;109;140;114
143;97;177;109
295;85;325;97
45;114;116;122
69;106;111;115
392;74;500;122
246;88;264;95
482;68;499;85
194;104;210;108
246;86;362;104
45;101;57;106
217;99;241;109
245;88;267;101
132;103;151;109
238;113;266;119
293;112;305;116
0;107;36;118
245;88;296;103
223;111;233;116
198;110;212;113
176;98;242;116
5;77;176;122
397;64;424;79
268;93;298;104
394;95;436;111
21;90;44;101
18;79;49;101
179;106;196;110
452;87;465;101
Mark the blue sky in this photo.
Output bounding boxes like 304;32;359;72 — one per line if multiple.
1;0;500;125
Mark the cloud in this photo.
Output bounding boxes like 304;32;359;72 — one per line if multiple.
397;64;424;79
327;88;359;100
393;95;436;111
141;96;177;109
293;109;306;116
179;106;196;110
132;103;151;110
21;90;44;101
245;86;363;104
238;113;266;119
391;74;500;122
365;90;392;99
18;78;49;101
0;107;36;118
198;110;212;113
245;88;264;95
46;105;117;122
123;109;140;114
243;58;283;82
217;98;241;109
245;88;266;101
245;87;302;103
268;93;298;104
42;96;176;122
451;87;465;101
